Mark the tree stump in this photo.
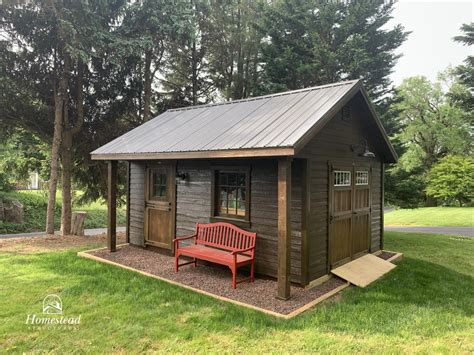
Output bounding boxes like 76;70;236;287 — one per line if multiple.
71;212;87;236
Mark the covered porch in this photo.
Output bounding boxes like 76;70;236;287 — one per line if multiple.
105;157;304;300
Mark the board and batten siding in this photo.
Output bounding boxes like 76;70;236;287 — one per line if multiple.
297;98;384;282
128;159;303;283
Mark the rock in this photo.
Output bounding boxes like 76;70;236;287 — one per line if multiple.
3;199;24;224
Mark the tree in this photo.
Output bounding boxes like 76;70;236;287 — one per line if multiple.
258;0;408;101
207;0;264;100
162;0;214;106
426;155;474;206
1;0;127;234
394;74;472;172
452;22;474;112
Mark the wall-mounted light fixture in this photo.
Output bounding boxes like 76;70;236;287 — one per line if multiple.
176;171;188;182
350;139;375;158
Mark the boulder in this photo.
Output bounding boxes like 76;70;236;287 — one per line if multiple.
3;200;24;224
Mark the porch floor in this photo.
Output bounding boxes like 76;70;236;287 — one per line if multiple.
83;245;348;316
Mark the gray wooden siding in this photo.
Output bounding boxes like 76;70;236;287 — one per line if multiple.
174;159;302;282
297;98;384;281
129;162;145;247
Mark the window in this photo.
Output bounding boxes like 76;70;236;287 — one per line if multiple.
150;170;167;199
334;171;351;186
213;169;249;221
356;171;369;185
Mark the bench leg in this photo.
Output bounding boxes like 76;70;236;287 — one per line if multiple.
175;253;179;272
194;258;197;267
231;265;237;289
250;261;255;283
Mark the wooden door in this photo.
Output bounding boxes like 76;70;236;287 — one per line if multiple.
352;168;371;257
329;167;353;268
329;165;371;268
144;163;176;249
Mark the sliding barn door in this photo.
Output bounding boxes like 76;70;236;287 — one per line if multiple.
329;165;371;268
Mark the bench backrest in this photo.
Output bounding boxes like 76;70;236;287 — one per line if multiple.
195;222;256;256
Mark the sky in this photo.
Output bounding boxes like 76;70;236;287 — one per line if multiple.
388;0;473;86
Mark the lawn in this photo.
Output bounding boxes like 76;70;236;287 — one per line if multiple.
385;207;474;227
0;190;125;234
0;232;472;353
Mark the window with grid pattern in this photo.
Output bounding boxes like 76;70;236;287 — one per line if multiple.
152;172;167;198
334;171;351;186
215;171;247;219
356;171;369;185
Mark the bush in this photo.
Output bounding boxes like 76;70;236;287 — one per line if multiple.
0;172;14;192
385;167;426;208
0;190;125;234
0;191;61;234
426;155;474;206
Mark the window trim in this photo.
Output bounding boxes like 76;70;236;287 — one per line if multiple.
211;165;251;225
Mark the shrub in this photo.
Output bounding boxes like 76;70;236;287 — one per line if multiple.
426;155;474;206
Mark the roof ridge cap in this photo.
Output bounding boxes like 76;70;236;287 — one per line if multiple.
167;79;360;112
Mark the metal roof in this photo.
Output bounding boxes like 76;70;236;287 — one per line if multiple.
91;80;396;161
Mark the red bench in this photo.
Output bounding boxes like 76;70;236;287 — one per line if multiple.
173;222;257;289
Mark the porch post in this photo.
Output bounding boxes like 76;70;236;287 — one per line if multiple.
107;160;117;252
277;157;292;300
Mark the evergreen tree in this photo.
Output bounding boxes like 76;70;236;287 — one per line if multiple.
258;0;408;101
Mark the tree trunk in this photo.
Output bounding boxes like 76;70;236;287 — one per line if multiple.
46;53;71;234
61;62;84;236
143;49;152;121
61;129;72;235
425;195;437;207
191;40;198;105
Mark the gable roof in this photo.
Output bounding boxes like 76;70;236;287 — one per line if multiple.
91;80;397;162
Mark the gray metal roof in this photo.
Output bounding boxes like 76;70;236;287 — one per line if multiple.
92;80;394;160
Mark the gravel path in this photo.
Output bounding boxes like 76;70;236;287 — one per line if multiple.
90;245;347;315
385;226;473;237
0;227;126;239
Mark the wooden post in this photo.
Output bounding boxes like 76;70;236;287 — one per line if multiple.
107;161;117;252
277;157;292;300
126;161;130;244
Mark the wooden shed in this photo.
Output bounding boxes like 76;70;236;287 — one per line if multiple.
91;80;397;299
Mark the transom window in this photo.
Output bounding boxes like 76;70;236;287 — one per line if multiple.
334;171;351;186
356;171;369;185
214;169;249;221
151;171;167;198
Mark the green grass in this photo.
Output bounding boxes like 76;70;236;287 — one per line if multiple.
0;190;125;234
385;207;474;227
0;232;473;353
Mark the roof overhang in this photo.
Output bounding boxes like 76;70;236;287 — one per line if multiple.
90;147;295;161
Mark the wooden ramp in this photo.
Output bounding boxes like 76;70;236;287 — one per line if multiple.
331;254;396;287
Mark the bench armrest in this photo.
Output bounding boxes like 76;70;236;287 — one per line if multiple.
173;234;196;244
231;246;255;255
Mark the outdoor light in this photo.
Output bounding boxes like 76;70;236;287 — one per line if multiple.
351;139;375;158
176;171;188;181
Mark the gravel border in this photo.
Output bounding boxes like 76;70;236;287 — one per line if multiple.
89;245;347;315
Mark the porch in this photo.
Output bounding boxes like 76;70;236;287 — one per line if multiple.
105;158;300;300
